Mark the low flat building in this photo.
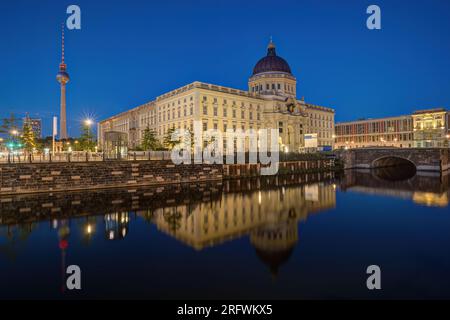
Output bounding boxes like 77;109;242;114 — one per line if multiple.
335;108;450;149
98;41;335;153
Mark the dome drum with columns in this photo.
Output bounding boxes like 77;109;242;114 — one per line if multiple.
248;40;297;98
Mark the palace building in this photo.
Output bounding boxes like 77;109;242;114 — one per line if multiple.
335;108;450;149
98;40;335;153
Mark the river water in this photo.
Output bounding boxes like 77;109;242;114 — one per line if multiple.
0;169;449;299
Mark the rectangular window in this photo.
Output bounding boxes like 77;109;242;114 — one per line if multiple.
203;105;208;115
241;110;245;119
214;107;218;116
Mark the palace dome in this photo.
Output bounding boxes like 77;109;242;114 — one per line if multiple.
252;41;292;76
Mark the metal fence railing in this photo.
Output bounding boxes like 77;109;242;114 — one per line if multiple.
0;151;174;164
0;150;336;164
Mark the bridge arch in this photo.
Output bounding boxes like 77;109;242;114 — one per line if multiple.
371;155;417;180
371;155;416;169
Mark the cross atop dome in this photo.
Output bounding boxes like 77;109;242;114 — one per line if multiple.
267;37;276;55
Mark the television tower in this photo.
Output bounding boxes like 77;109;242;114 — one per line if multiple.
56;24;69;140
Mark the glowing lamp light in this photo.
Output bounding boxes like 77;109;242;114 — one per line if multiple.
84;119;94;127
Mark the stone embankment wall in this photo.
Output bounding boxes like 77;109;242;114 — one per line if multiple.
0;159;339;195
0;160;222;195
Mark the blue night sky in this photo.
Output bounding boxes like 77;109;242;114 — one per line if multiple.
0;0;449;137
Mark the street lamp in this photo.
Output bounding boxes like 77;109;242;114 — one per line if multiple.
83;119;95;152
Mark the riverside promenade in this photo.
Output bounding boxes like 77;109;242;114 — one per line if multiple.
0;151;338;195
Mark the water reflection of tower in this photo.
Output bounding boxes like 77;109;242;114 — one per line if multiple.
55;219;70;293
250;209;298;278
104;212;129;240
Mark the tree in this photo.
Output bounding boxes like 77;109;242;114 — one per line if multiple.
141;126;160;151
21;119;36;153
78;123;96;151
163;127;179;150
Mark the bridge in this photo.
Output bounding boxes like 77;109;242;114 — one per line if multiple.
337;148;450;173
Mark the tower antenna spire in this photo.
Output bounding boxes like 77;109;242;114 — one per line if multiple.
61;23;65;65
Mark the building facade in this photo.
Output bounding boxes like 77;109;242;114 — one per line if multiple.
99;41;335;153
335;108;450;149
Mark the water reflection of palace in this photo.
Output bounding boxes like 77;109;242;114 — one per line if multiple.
0;173;337;276
146;179;336;275
149;181;336;251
